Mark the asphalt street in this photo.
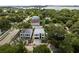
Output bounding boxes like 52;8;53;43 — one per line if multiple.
0;29;19;45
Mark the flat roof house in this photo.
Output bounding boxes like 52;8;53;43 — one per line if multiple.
20;29;33;40
33;28;45;40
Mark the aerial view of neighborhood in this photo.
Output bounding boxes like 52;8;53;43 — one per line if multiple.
0;5;79;53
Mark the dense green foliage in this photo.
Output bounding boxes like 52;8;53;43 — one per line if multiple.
17;22;32;29
0;18;11;30
33;45;51;53
0;7;79;53
0;40;27;53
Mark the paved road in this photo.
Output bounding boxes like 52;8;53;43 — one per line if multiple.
0;30;11;40
0;29;19;45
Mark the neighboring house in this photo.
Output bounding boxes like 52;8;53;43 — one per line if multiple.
31;16;40;28
20;29;33;40
33;28;45;40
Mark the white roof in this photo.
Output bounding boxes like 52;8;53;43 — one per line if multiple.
34;28;45;34
21;29;33;34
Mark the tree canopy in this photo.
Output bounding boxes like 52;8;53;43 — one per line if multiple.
33;45;51;53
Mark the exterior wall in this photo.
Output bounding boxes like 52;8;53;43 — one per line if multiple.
33;34;40;39
20;29;33;40
33;28;45;40
20;33;31;39
33;33;45;40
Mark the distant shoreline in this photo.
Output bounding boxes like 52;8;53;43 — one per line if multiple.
1;5;79;10
0;5;79;7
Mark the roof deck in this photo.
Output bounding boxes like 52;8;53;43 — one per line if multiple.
34;28;45;34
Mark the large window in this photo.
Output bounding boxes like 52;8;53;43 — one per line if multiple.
35;37;39;39
26;37;30;39
42;34;44;36
35;34;39;36
41;37;44;39
20;34;23;36
25;34;30;36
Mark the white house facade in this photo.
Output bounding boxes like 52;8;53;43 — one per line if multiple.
33;28;45;40
20;29;33;40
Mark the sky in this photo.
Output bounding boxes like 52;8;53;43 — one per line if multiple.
0;0;79;6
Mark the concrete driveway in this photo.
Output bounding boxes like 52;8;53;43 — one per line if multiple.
33;39;41;45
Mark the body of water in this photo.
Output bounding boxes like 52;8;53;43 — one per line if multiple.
43;6;79;10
